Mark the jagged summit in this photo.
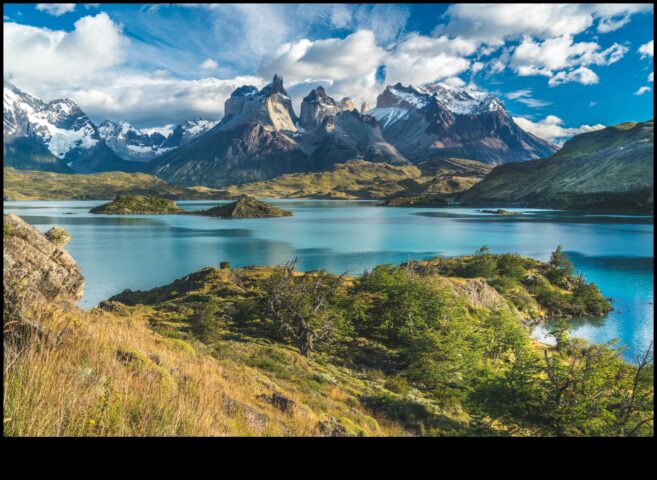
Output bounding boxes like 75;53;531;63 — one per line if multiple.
368;81;557;164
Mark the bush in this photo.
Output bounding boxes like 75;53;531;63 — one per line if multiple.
384;375;410;396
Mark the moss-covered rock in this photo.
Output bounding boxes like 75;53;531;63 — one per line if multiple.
89;195;185;214
44;226;72;248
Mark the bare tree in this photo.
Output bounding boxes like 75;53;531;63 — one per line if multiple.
263;259;345;356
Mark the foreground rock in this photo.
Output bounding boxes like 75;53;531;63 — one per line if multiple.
3;214;84;314
90;194;185;214
195;197;293;218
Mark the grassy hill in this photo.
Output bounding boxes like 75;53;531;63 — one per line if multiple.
3;168;229;201
226;158;491;199
458;121;654;211
7;213;651;437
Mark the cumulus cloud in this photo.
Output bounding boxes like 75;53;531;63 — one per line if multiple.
383;34;474;87
3;12;268;127
4;14;128;89
514;115;605;145
548;67;600;86
200;59;219;71
634;86;651;96
36;4;76;16
258;30;386;110
65;74;266;127
649;72;654;82
510;36;626;83
639;40;654;58
438;4;652;44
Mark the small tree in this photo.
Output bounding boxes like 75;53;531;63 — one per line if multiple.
547;245;574;286
262;259;345;356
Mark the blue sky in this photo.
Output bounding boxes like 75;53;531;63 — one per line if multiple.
3;3;654;143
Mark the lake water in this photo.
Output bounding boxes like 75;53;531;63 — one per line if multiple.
4;200;653;362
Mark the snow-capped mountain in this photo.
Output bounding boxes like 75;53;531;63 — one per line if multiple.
3;81;137;173
160;118;218;149
368;82;557;164
98;120;169;162
98;118;218;162
149;75;406;187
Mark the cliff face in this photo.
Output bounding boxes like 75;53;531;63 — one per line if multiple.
3;214;84;315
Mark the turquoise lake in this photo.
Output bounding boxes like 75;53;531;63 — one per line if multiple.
4;200;654;362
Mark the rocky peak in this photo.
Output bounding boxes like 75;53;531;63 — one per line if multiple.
259;74;288;97
339;97;356;111
220;74;297;132
299;87;342;131
304;86;337;106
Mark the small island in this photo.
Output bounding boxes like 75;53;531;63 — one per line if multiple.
380;195;449;207
478;209;523;216
89;195;185;214
194;197;293;218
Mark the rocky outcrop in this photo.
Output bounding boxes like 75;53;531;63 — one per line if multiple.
89;195;185;214
196;197;292;218
3;214;84;315
445;278;506;310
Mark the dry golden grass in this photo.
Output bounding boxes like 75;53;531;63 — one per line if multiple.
3;302;329;437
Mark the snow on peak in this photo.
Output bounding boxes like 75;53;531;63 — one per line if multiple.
422;82;505;115
3;82;98;158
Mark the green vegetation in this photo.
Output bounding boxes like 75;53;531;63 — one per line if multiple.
4;211;648;436
89;195;185;215
3;167;229;201
225;158;491;200
195;197;292;218
459;120;654;211
100;246;645;437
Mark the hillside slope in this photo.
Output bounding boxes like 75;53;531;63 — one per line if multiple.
2;167;229;200
7;213;650;437
459;121;654;211
226;158;491;199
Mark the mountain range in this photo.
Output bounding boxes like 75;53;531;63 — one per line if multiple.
3;81;216;172
3;76;558;187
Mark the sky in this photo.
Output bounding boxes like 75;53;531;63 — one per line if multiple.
3;3;654;144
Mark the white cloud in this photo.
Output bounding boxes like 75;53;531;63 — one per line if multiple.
510;36;627;82
506;89;532;100
639;40;654;58
634;86;651;96
200;59;219;71
505;89;551;107
4;14;128;89
36;4;76;17
65;74;266;127
548;67;600;86
649;72;654;82
382;33;474;87
258;30;386;110
514;115;605;145
438;4;652;44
